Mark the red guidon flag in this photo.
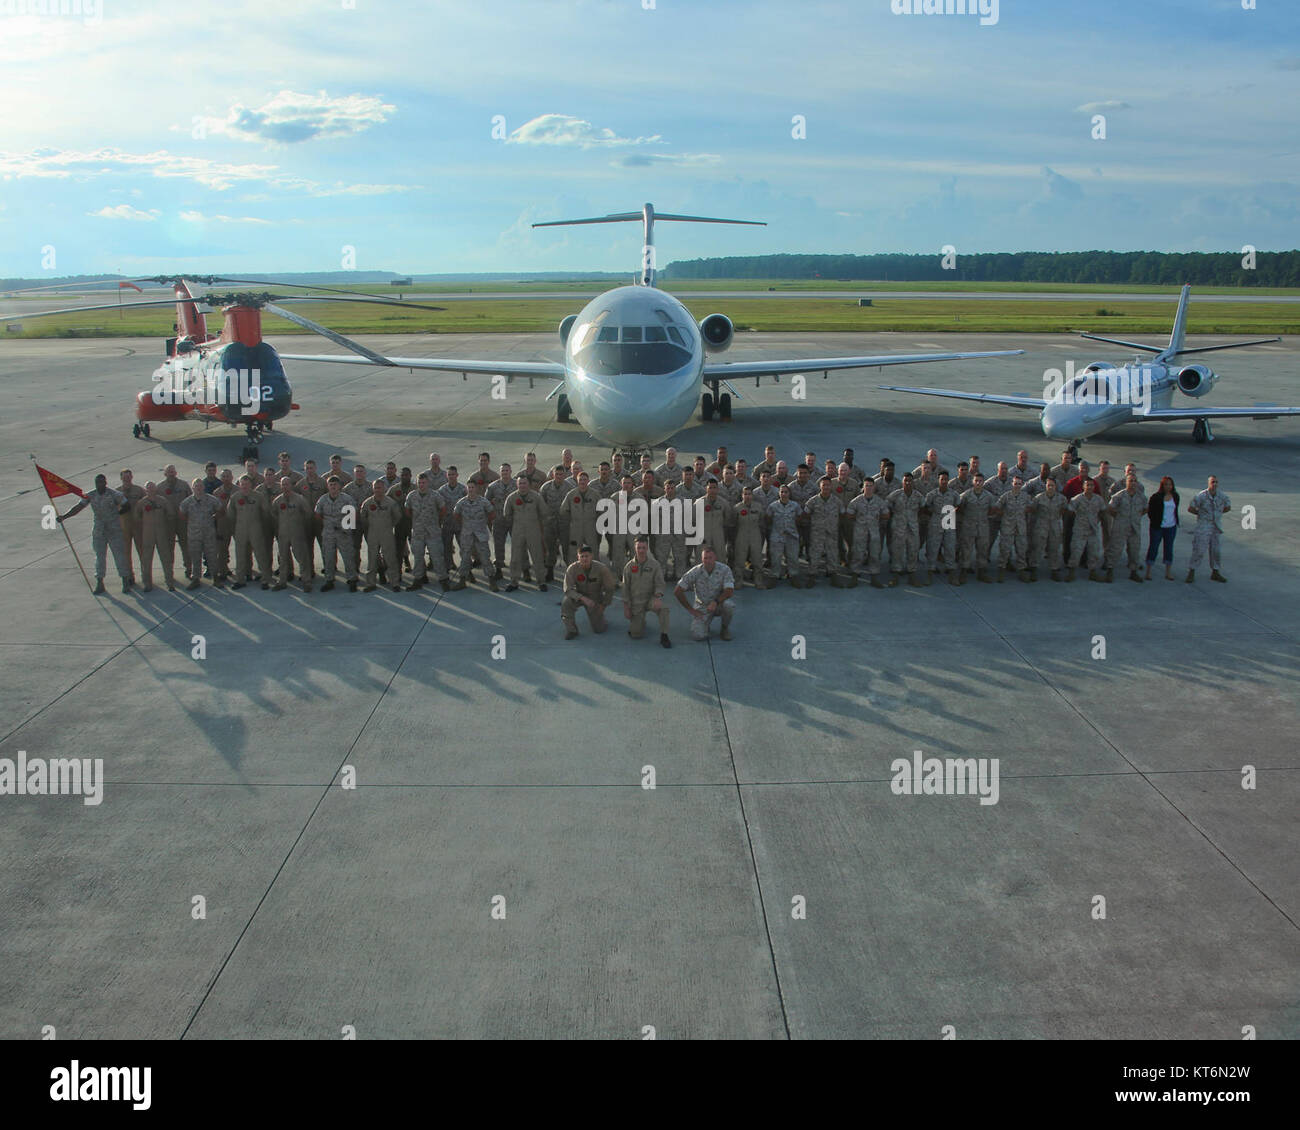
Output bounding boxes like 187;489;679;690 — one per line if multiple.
36;465;85;500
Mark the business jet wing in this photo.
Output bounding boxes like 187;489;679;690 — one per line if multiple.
277;352;565;378
704;349;1023;379
876;385;1047;410
1136;405;1300;421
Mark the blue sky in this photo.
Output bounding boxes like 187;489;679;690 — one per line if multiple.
1;0;1296;277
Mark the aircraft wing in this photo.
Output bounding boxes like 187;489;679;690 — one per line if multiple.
1136;405;1300;421
703;349;1024;379
278;353;565;378
877;385;1047;410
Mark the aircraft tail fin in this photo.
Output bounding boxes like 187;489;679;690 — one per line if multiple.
533;203;764;286
1167;284;1192;356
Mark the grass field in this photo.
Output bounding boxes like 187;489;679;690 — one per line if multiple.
4;294;1297;339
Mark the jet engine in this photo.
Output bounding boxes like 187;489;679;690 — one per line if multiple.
1177;364;1217;397
699;313;733;354
558;314;578;346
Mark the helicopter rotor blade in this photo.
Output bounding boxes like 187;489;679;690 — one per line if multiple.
264;302;395;367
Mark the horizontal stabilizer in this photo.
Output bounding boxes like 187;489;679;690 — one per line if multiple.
1078;333;1164;354
1173;337;1281;357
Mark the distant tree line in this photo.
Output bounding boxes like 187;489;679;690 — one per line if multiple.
663;251;1300;287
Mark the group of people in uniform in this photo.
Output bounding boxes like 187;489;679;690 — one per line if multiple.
56;442;1236;643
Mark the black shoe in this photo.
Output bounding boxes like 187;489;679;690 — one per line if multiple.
261;582;271;589
392;584;402;592
406;579;425;591
363;584;377;592
660;633;672;649
505;583;519;592
321;581;335;591
347;580;358;592
188;579;201;591
232;581;246;590
565;628;578;640
538;583;548;592
440;579;451;591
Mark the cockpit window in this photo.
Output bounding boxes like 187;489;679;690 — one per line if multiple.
623;326;643;343
597;325;619;343
665;326;684;346
646;326;667;342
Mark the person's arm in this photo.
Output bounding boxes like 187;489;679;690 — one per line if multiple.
674;578;698;615
57;497;89;522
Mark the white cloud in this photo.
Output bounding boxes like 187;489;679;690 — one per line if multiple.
0;147;417;196
179;210;272;225
613;152;722;168
1075;100;1133;113
88;204;160;221
192;90;396;145
507;114;663;149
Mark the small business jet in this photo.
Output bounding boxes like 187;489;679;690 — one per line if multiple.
280;203;1024;457
880;285;1295;452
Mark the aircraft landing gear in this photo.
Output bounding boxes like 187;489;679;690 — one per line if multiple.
1067;441;1081;459
241;421;264;462
1192;418;1213;444
556;393;572;423
132;422;151;439
700;379;733;423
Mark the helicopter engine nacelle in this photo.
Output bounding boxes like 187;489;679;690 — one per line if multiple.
558;314;578;346
699;313;733;354
1177;364;1217;397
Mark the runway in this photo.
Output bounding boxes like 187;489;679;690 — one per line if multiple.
0;331;1296;1038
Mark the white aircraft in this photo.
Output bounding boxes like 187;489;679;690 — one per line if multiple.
880;285;1295;453
279;203;1024;457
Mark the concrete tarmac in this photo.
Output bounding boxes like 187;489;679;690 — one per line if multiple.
0;331;1296;1039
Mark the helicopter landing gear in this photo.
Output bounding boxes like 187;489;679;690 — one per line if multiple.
132;422;151;439
241;421;264;462
1192;418;1213;444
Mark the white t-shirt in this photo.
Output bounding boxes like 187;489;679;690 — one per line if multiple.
1161;499;1176;528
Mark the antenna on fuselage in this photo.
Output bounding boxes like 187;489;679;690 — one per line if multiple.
532;203;765;288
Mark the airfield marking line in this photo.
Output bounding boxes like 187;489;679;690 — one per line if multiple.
704;640;793;1040
97;766;1300;789
0;591;202;747
958;600;1300;935
178;589;449;1040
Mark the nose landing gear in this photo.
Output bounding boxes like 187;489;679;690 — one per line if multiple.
700;380;732;422
132;422;152;439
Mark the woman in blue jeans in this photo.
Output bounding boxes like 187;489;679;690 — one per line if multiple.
1144;476;1180;580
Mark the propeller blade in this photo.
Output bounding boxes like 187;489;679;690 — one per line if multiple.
264;303;395;367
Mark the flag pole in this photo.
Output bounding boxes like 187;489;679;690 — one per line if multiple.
30;454;95;592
